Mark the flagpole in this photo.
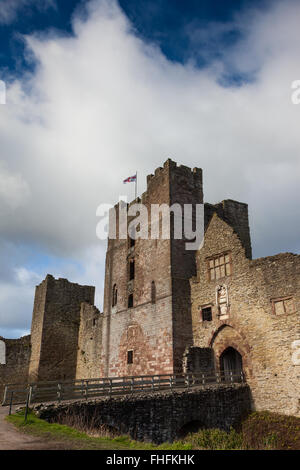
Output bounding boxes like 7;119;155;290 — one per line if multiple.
135;171;137;199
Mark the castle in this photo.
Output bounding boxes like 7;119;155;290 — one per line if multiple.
0;159;299;416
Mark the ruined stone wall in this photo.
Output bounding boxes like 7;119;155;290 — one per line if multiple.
28;275;95;383
190;213;300;416
37;383;251;444
76;303;103;379
0;335;31;398
28;277;47;383
204;200;252;259
182;346;214;374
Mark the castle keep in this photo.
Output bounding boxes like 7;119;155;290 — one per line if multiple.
0;159;299;417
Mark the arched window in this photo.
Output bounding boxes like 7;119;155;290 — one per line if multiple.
151;281;156;304
112;284;117;307
0;340;6;365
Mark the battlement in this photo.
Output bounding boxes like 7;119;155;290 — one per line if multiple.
146;158;201;184
107;159;203;250
113;159;203;210
145;159;203;205
37;274;95;304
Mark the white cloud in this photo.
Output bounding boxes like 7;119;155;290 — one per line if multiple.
0;0;299;336
14;266;40;284
0;244;106;338
0;163;31;214
0;277;34;333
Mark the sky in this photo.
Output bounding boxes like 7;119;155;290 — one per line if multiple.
0;0;299;338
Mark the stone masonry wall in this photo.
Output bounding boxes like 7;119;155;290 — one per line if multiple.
105;296;174;377
190;213;300;416
28;277;47;383
169;161;203;372
37;383;252;444
102;159;203;377
29;275;95;383
204;200;252;259
76;303;103;379
102;160;174;377
182;346;214;374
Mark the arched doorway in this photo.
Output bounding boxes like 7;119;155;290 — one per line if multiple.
220;347;242;382
177;420;205;439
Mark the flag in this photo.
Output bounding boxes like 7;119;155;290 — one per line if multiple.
123;174;137;184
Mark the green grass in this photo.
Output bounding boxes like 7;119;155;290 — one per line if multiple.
7;409;300;450
6;410;191;450
186;428;244;450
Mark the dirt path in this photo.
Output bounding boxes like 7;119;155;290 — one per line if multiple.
0;406;73;450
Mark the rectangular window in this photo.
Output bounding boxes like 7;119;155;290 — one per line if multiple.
129;260;135;280
127;350;133;364
207;252;232;281
128;294;133;308
201;306;212;322
272;297;295;315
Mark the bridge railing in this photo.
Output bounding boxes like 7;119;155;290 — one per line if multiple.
2;370;245;408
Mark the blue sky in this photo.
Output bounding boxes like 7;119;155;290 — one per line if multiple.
0;0;299;338
1;0;268;74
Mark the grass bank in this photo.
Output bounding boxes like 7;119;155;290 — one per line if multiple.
6;410;191;450
6;409;300;450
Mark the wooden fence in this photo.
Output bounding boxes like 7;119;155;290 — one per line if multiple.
2;370;245;410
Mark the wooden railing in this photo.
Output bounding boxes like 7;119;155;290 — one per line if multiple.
2;370;245;410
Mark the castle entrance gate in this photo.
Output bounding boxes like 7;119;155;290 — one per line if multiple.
220;347;242;381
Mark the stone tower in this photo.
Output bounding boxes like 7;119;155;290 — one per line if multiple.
28;275;95;382
102;159;203;377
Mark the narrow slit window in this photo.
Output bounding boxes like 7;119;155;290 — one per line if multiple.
127;350;133;364
128;294;133;308
112;284;117;307
151;281;156;304
129;226;135;248
129;259;135;280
